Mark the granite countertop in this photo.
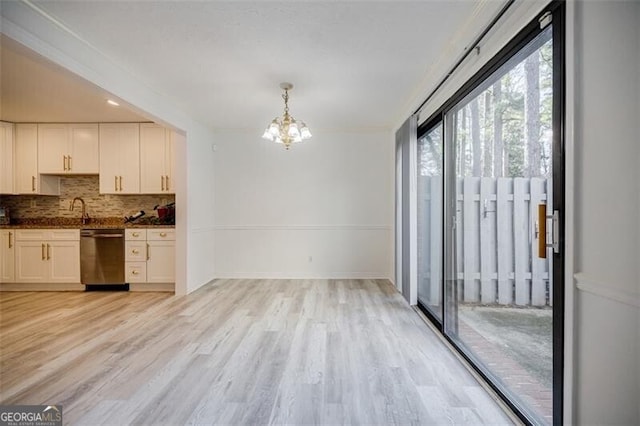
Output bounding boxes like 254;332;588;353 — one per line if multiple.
0;217;175;229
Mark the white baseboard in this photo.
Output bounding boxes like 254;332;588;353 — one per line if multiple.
0;283;85;291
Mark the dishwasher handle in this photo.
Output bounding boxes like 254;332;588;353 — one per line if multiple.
80;230;125;238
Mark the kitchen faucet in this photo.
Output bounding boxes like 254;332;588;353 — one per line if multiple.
70;197;90;225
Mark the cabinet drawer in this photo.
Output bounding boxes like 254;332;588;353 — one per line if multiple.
125;241;147;262
147;229;175;241
15;229;79;241
15;230;50;241
50;230;80;241
125;262;146;283
125;229;147;241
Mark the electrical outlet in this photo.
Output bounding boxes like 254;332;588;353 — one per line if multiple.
30;199;37;208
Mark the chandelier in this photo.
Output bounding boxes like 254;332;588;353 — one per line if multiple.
262;82;312;150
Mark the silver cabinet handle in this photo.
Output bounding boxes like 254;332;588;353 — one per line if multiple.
8;232;12;249
68;155;72;171
63;156;67;171
47;243;51;260
165;175;170;191
32;176;36;192
115;176;118;191
119;176;123;191
41;243;45;260
161;176;165;191
146;243;150;261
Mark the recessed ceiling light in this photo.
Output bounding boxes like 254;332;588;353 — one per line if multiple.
107;99;120;106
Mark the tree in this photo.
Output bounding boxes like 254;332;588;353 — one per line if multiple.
471;98;481;177
493;80;504;177
525;52;541;177
483;91;493;177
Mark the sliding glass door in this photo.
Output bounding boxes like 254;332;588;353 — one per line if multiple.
414;4;564;424
445;26;555;424
417;124;443;322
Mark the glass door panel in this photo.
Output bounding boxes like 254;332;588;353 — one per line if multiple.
444;27;554;425
417;124;443;321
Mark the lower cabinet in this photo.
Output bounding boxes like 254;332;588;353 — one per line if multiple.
0;230;15;283
125;228;175;284
13;230;80;283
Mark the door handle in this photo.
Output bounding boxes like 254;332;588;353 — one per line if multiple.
161;176;165;191
537;204;560;258
538;204;547;258
115;176;118;191
47;244;51;260
63;156;67;171
146;243;150;261
32;176;36;192
41;243;45;260
8;232;12;249
119;176;123;191
68;156;72;171
165;175;170;191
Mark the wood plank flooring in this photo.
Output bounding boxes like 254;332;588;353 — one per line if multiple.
0;279;512;425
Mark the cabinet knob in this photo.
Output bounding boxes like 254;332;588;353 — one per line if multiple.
160;232;167;237
132;249;139;254
132;232;139;237
132;270;139;275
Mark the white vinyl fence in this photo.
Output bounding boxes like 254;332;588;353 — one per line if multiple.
418;176;552;307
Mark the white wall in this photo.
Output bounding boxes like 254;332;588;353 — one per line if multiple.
1;1;217;295
213;129;393;279
573;1;640;424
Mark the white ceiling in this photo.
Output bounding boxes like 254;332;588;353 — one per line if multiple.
2;1;488;130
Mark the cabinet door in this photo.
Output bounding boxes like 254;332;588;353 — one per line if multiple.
69;124;99;174
15;124;38;194
140;124;166;194
99;124;121;194
48;241;80;283
15;241;49;282
0;123;14;194
38;124;68;173
118;124;141;194
165;132;175;194
146;241;174;282
0;231;15;282
15;125;61;196
99;124;139;194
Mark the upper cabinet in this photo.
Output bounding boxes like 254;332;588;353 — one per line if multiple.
0;122;14;194
15;124;59;195
140;123;175;194
38;123;99;174
99;123;140;194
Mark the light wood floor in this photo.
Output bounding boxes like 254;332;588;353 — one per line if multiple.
0;279;512;425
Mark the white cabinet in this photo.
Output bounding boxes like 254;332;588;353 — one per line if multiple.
38;124;99;174
0;122;14;194
0;230;15;282
15;124;59;195
99;123;140;194
125;228;174;283
14;229;80;283
140;124;174;194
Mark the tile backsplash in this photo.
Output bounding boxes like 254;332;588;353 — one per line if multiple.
0;176;175;219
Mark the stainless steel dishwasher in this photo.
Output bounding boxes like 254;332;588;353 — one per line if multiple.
80;229;126;289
